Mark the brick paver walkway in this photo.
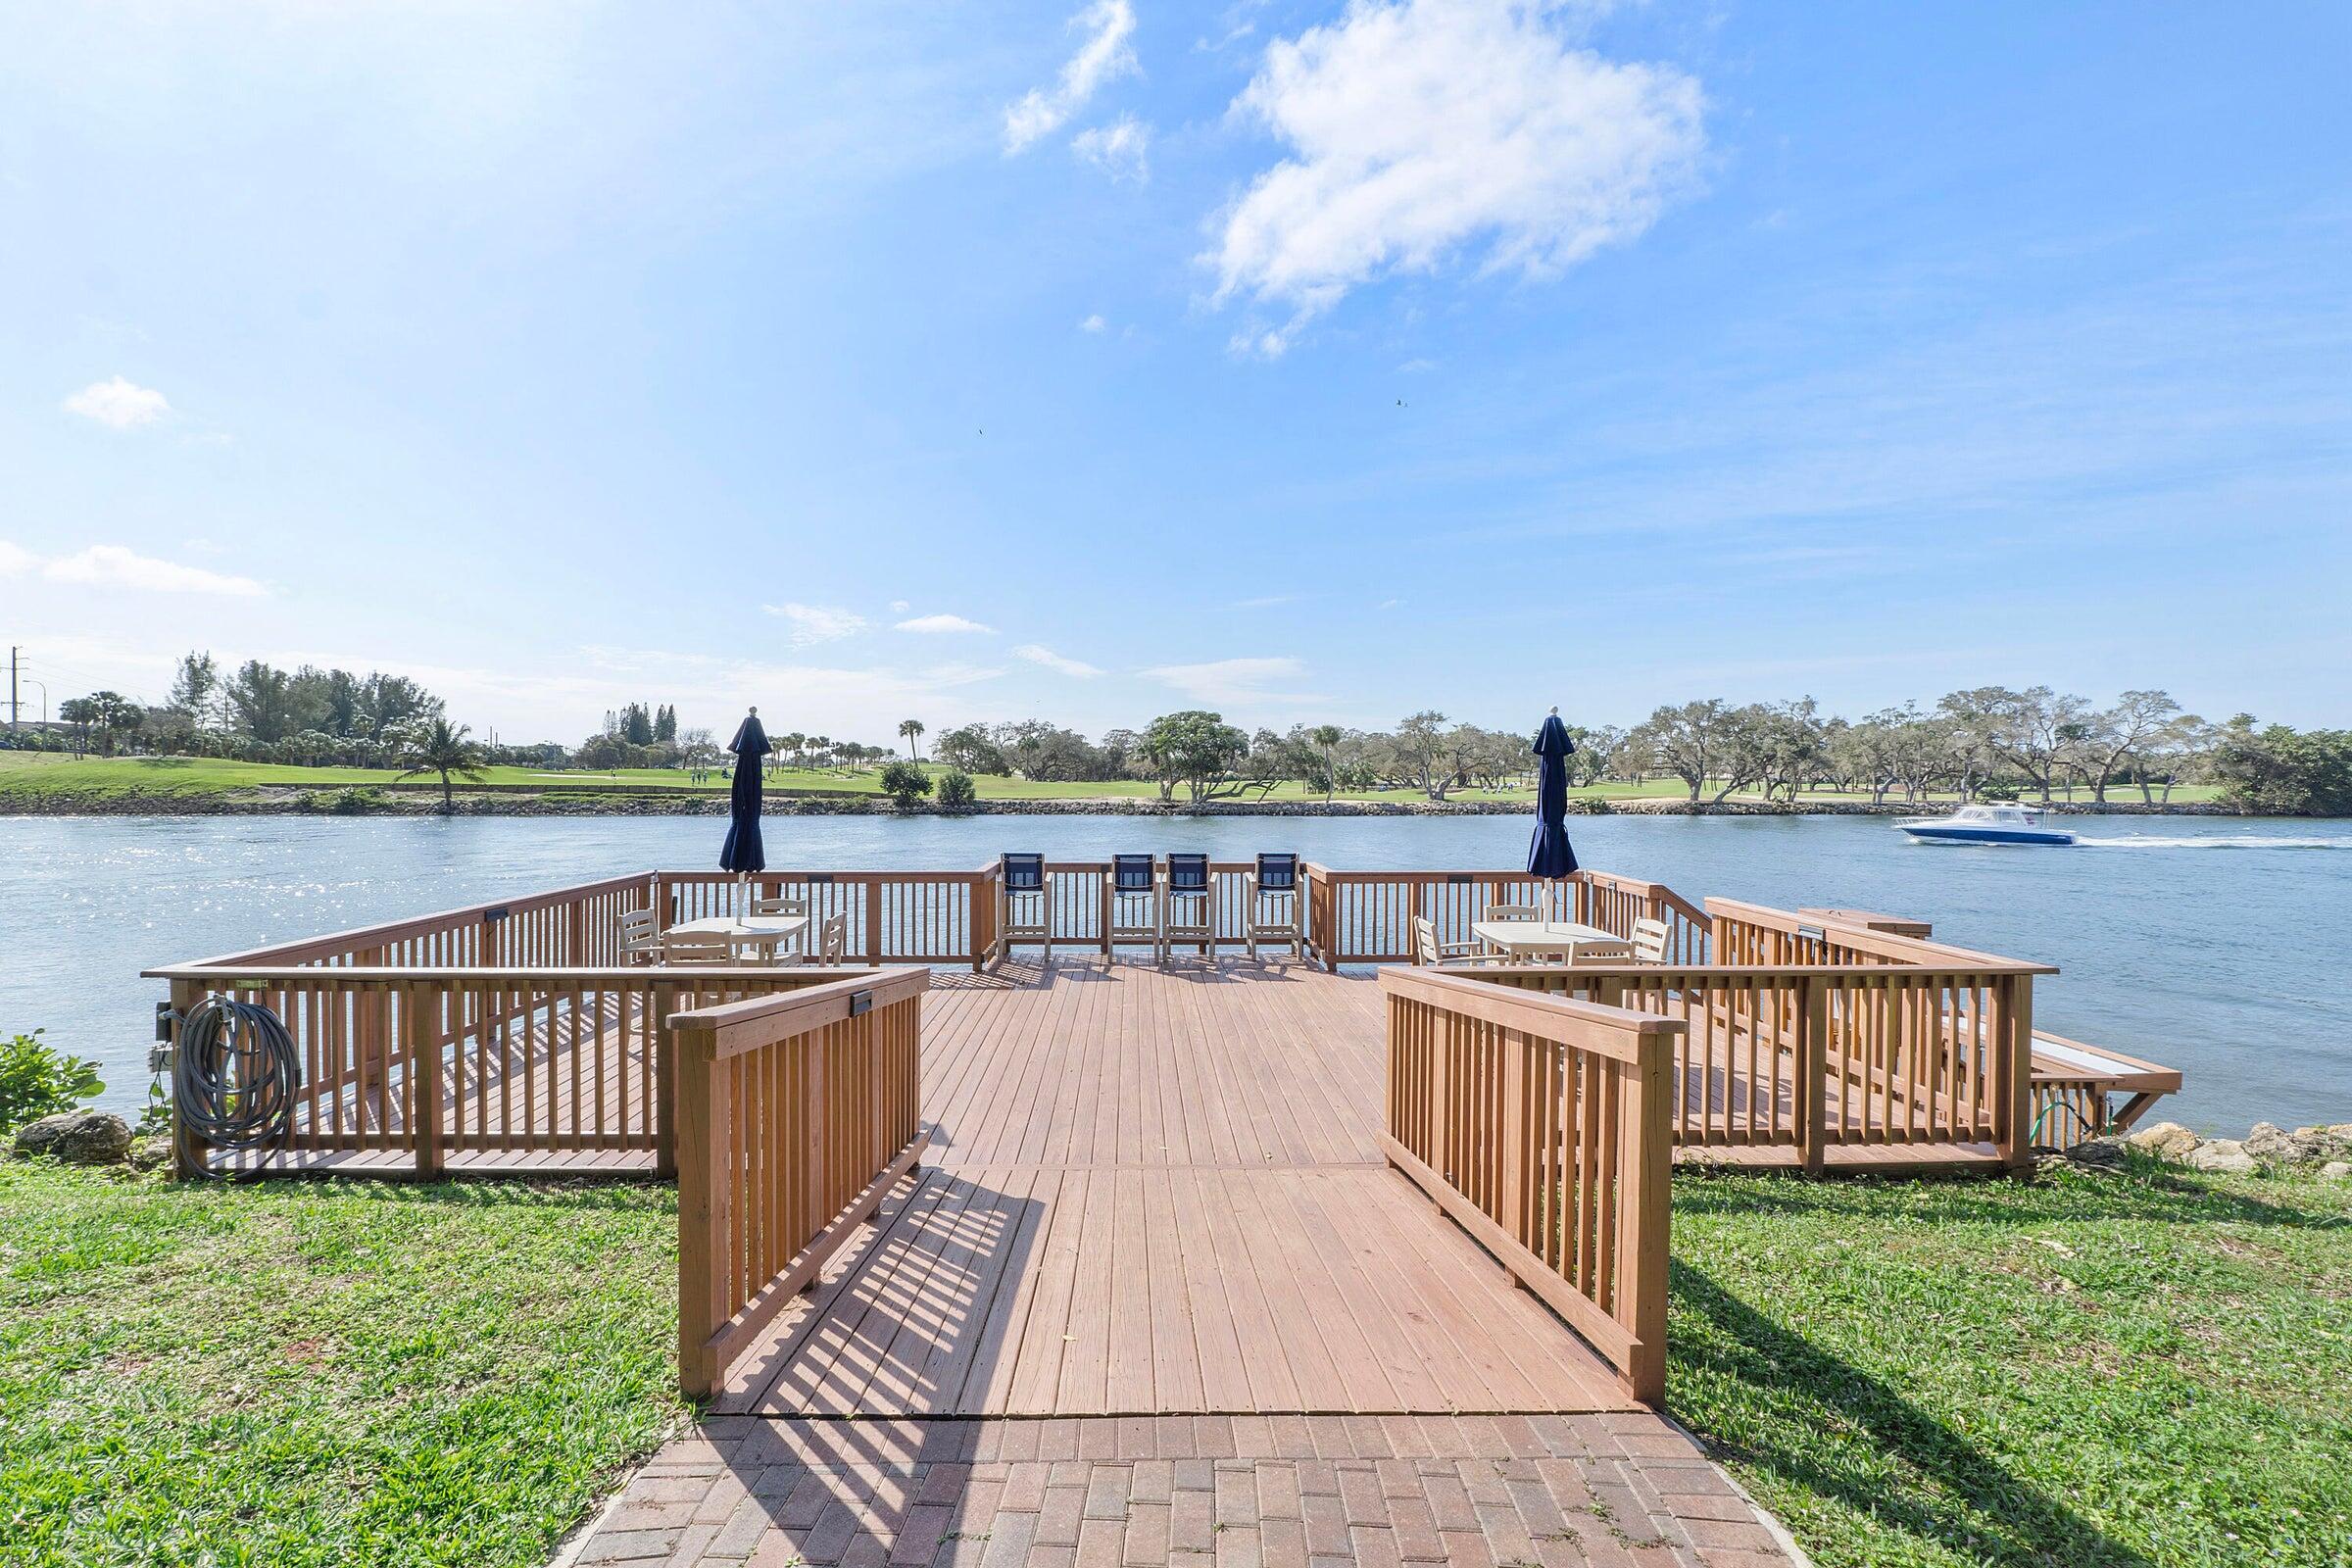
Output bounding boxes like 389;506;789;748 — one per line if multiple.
564;1414;1801;1568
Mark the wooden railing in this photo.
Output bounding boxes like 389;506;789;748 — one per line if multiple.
1481;956;2047;1171
172;862;1713;979
1381;966;1682;1403
1305;866;1710;967
144;962;878;1177
658;870;994;969
669;967;929;1397
1707;898;2028;972
181;873;654;970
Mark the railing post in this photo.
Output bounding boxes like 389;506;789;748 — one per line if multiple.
863;886;885;963
970;869;998;973
1995;975;2036;1173
674;1023;728;1399
408;984;443;1179
168;979;207;1179
1615;1030;1673;1405
653;982;678;1178
1795;975;1827;1175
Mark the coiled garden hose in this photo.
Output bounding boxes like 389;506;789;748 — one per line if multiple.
172;997;303;1177
2028;1096;2104;1150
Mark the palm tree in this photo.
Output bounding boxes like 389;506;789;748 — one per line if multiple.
899;718;925;761
396;717;486;812
1310;724;1345;803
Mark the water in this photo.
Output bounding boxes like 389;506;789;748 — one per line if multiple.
3;813;2347;1134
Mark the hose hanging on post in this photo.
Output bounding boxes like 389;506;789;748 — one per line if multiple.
173;997;303;1178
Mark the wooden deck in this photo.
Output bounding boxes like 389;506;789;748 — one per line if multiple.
714;957;1641;1418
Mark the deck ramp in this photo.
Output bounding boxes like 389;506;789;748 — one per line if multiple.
715;958;1635;1417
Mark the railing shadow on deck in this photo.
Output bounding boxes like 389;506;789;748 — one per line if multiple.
1668;1262;2156;1568
703;1174;1050;1555
714;1168;1048;1420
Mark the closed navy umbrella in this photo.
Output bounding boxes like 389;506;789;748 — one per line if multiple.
1528;709;1579;908
719;708;771;874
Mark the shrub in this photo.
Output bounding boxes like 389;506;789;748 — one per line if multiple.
935;769;978;809
0;1029;104;1131
878;760;933;807
323;787;386;815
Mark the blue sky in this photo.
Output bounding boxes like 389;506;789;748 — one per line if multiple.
3;1;2347;745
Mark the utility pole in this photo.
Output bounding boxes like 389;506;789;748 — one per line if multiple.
9;645;18;732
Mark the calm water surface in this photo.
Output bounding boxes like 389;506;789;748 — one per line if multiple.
4;813;2347;1132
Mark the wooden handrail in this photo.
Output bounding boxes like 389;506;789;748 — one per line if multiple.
176;871;655;968
143;963;879;983
1379;966;1680;1404
669;965;930;1398
1705;898;2058;973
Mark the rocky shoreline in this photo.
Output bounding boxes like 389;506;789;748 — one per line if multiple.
0;786;2250;819
2071;1119;2352;1180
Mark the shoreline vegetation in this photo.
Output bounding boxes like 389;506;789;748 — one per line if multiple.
0;754;2281;818
15;661;2350;818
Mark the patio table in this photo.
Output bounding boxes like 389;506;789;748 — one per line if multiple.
1468;919;1634;963
665;913;808;956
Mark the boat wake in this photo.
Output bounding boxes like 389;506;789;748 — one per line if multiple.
2075;834;2352;851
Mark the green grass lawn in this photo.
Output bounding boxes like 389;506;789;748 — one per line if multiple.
0;1161;684;1568
1673;1160;2352;1568
5;1156;2345;1566
0;750;1697;806
0;751;2227;808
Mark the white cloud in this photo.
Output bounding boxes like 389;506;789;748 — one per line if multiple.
761;602;870;645
1231;593;1298;609
1142;655;1319;707
1073;115;1152;182
5;545;261;594
1079;314;1108;333
1210;0;1704;353
896;612;996;634
15;543;265;597
889;599;911;612
63;375;171;429
1004;0;1140;154
1013;643;1105;677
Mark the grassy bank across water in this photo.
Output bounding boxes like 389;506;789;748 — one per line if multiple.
0;752;2232;814
3;1158;2344;1566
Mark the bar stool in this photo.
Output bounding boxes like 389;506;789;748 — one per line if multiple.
1157;853;1215;963
1000;853;1049;956
1104;853;1159;956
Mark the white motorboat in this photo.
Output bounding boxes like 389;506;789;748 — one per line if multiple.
1898;803;2076;846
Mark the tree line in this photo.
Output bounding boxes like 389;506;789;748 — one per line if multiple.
10;657;2346;813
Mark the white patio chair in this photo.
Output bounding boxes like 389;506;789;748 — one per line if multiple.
1413;916;1494;968
617;907;663;966
660;932;735;966
1630;918;1672;963
818;911;848;964
750;891;810;956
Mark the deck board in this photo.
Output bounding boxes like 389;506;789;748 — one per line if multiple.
717;956;1634;1417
